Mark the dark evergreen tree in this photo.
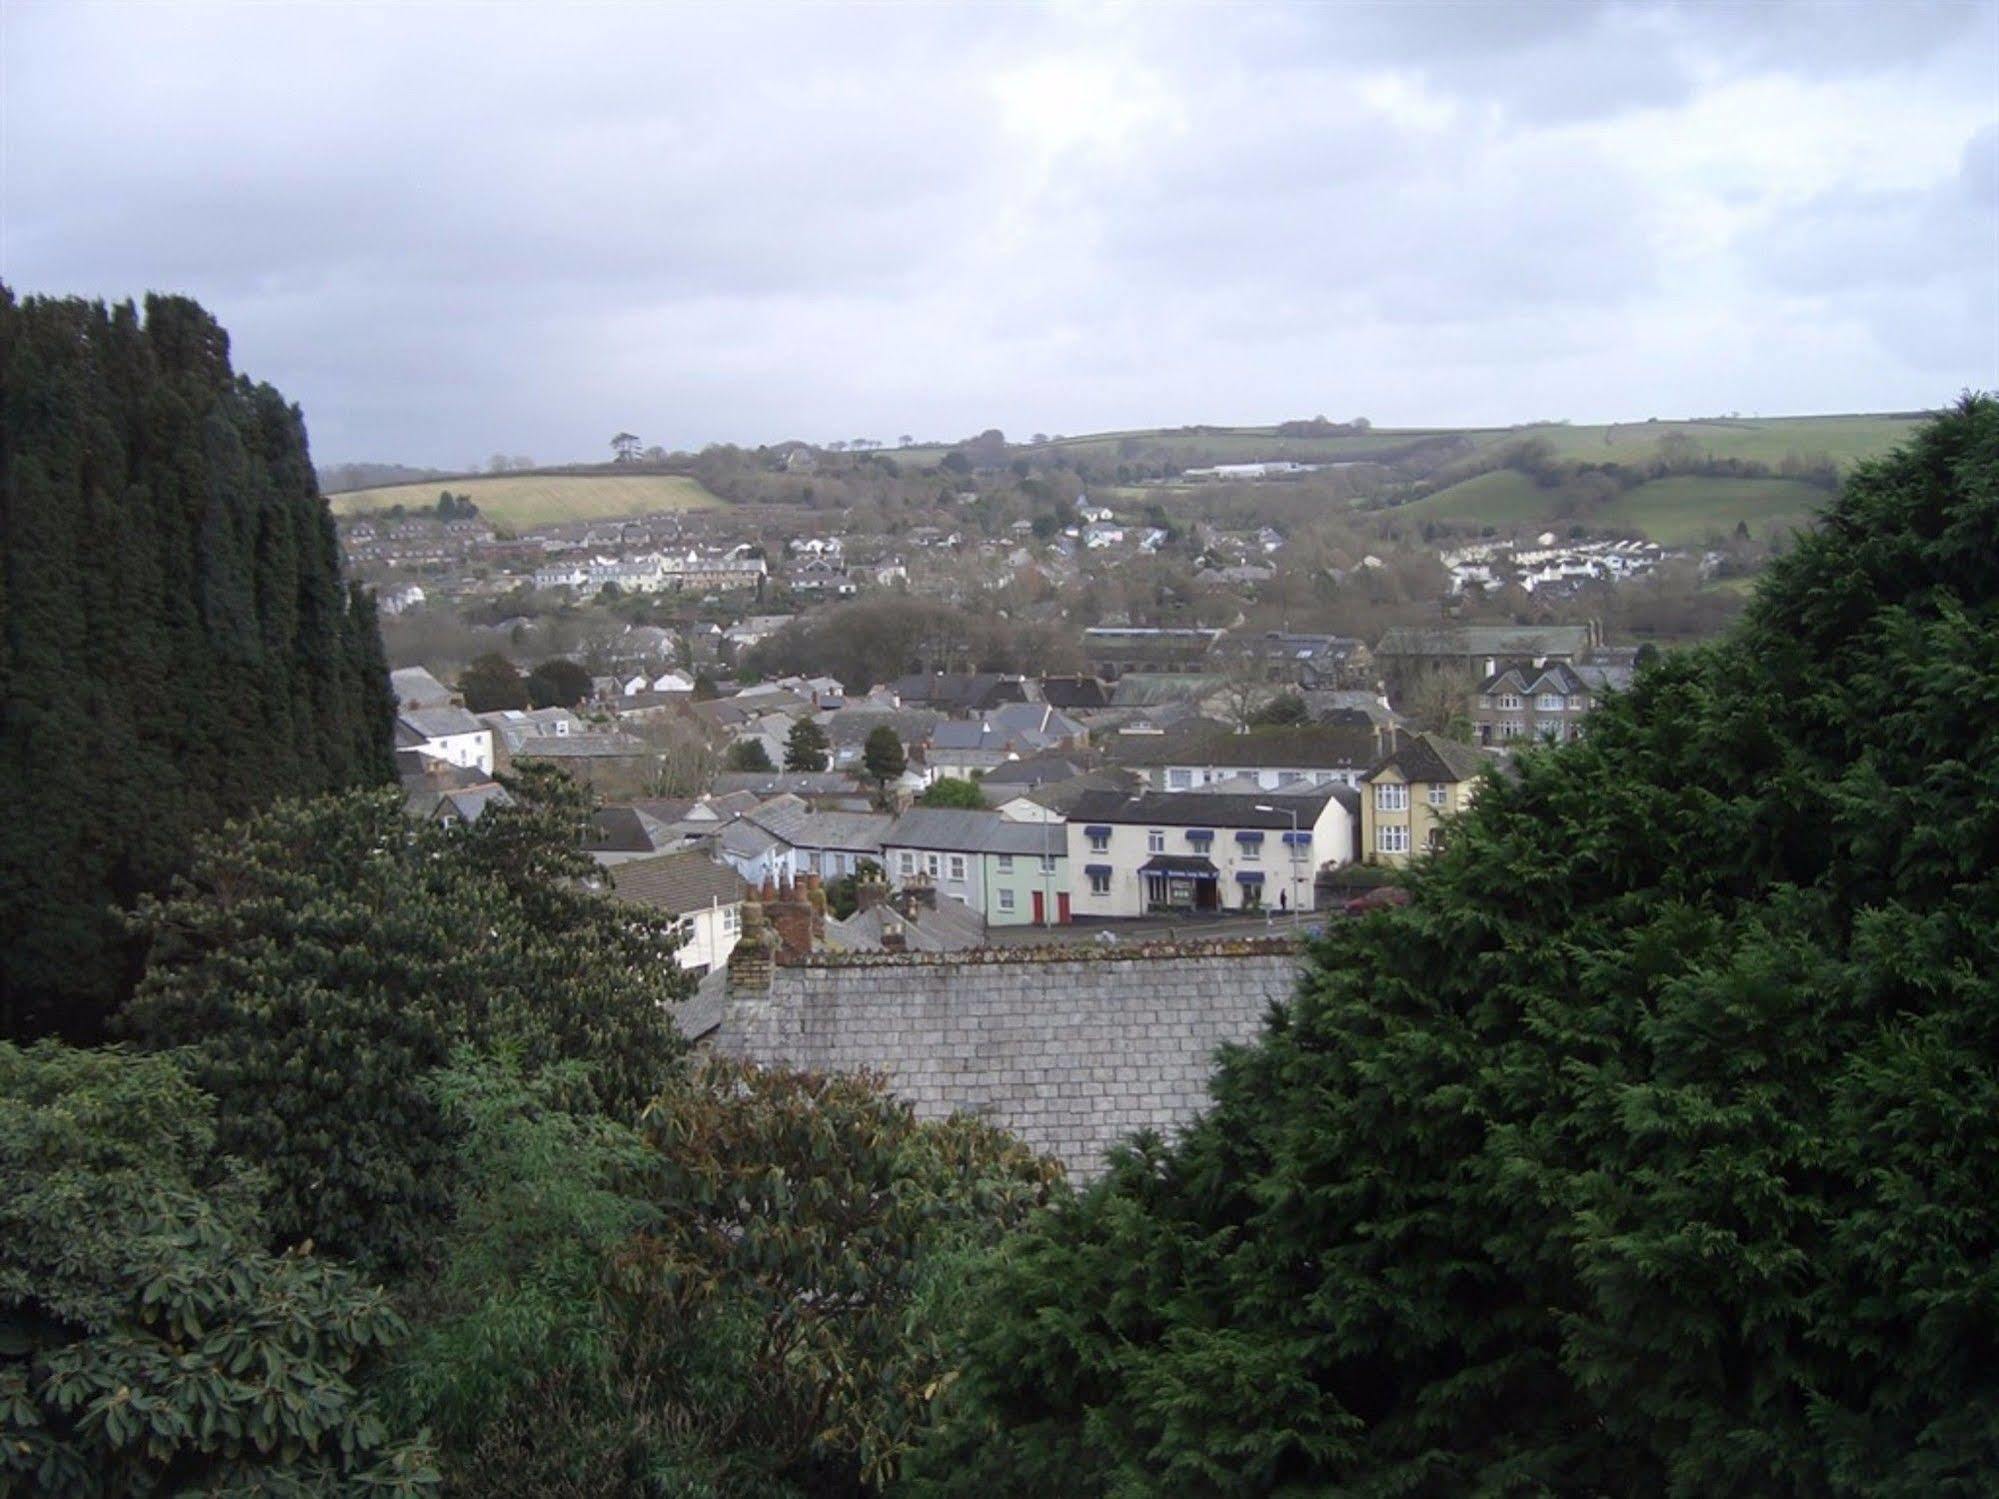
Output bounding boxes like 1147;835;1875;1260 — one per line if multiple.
784;715;831;771
0;288;393;1042
524;655;592;709
726;739;775;772
458;651;529;712
912;398;1999;1495
121;764;689;1273
863;725;906;791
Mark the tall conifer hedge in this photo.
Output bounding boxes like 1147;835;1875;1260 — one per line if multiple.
912;398;1999;1495
0;288;393;1040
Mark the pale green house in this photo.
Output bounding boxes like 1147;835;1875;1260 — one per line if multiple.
980;820;1069;927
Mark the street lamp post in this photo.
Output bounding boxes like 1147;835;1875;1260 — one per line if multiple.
1254;801;1302;927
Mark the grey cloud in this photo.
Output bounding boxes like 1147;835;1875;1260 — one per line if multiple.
2;1;1992;463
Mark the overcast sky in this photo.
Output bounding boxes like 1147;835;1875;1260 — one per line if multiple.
4;2;1996;466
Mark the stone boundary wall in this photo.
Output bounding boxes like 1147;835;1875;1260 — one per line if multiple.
714;939;1306;1177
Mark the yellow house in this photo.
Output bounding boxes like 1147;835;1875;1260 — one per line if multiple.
1360;732;1490;865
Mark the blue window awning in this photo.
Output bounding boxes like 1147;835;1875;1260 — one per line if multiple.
1185;828;1214;842
1281;831;1312;845
1235;830;1265;844
1084;864;1113;877
1235;870;1265;884
1083;824;1112;837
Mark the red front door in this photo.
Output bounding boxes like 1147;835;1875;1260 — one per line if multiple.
1032;890;1045;924
1057;892;1071;924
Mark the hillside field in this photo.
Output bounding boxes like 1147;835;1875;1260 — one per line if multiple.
1393;470;1832;545
893;411;1927;472
328;472;719;527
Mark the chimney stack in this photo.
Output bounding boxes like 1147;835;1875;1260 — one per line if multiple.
804;872;827;940
853;871;890;914
726;899;774;992
766;874;815;961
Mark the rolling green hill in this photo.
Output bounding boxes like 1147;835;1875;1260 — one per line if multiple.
1395;470;1833;545
328;471;720;528
1596;476;1828;546
895;411;1927;473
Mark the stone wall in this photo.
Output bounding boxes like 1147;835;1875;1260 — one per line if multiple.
713;939;1304;1178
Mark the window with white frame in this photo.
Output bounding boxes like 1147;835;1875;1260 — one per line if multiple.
1241;840;1261;862
722;905;741;934
1039;855;1055;873
1088;829;1109;852
996;854;1013;872
898;851;915;876
1377;825;1411;854
925;851;940;878
1427;783;1449;807
1537;693;1565;712
1374;783;1408;812
1288;840;1307;862
1501;719;1524;740
1166;768;1193;789
1498;693;1521;710
1147;829;1165;853
946;853;966;882
997;888;1015;912
1089;869;1111;895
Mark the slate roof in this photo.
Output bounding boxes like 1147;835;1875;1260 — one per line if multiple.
399;706;486;739
1065;787;1335;829
1376;624;1595;661
515;731;647;758
711;771;863;799
586;805;669;854
1363;732;1492;786
1145;723;1403;772
718;820;784;859
608;851;748;916
825;898;987;953
1036;675;1109;709
1104;717;1234;766
750;803;894;853
390;666;453;709
979;753;1087;788
888;674;1028;713
823;708;943;747
1478;660;1594;696
882;808;1059;855
1019;767;1143;815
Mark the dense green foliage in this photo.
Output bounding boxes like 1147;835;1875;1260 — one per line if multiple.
919;776;985;809
863;725;906;789
120;764;689;1272
525;655;592;709
0;1042;435;1495
785;715;831;772
0;289;393;1043
456;650;528;712
726;738;775;772
913;398;1999;1493
388;1056;1062;1497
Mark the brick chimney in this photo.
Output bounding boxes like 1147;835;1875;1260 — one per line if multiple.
727;899;773;992
766;875;815;962
803;872;827;940
853;872;891;914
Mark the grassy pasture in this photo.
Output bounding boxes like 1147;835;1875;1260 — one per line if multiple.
1387;471;1831;545
893;412;1926;473
1596;477;1829;546
329;472;719;528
